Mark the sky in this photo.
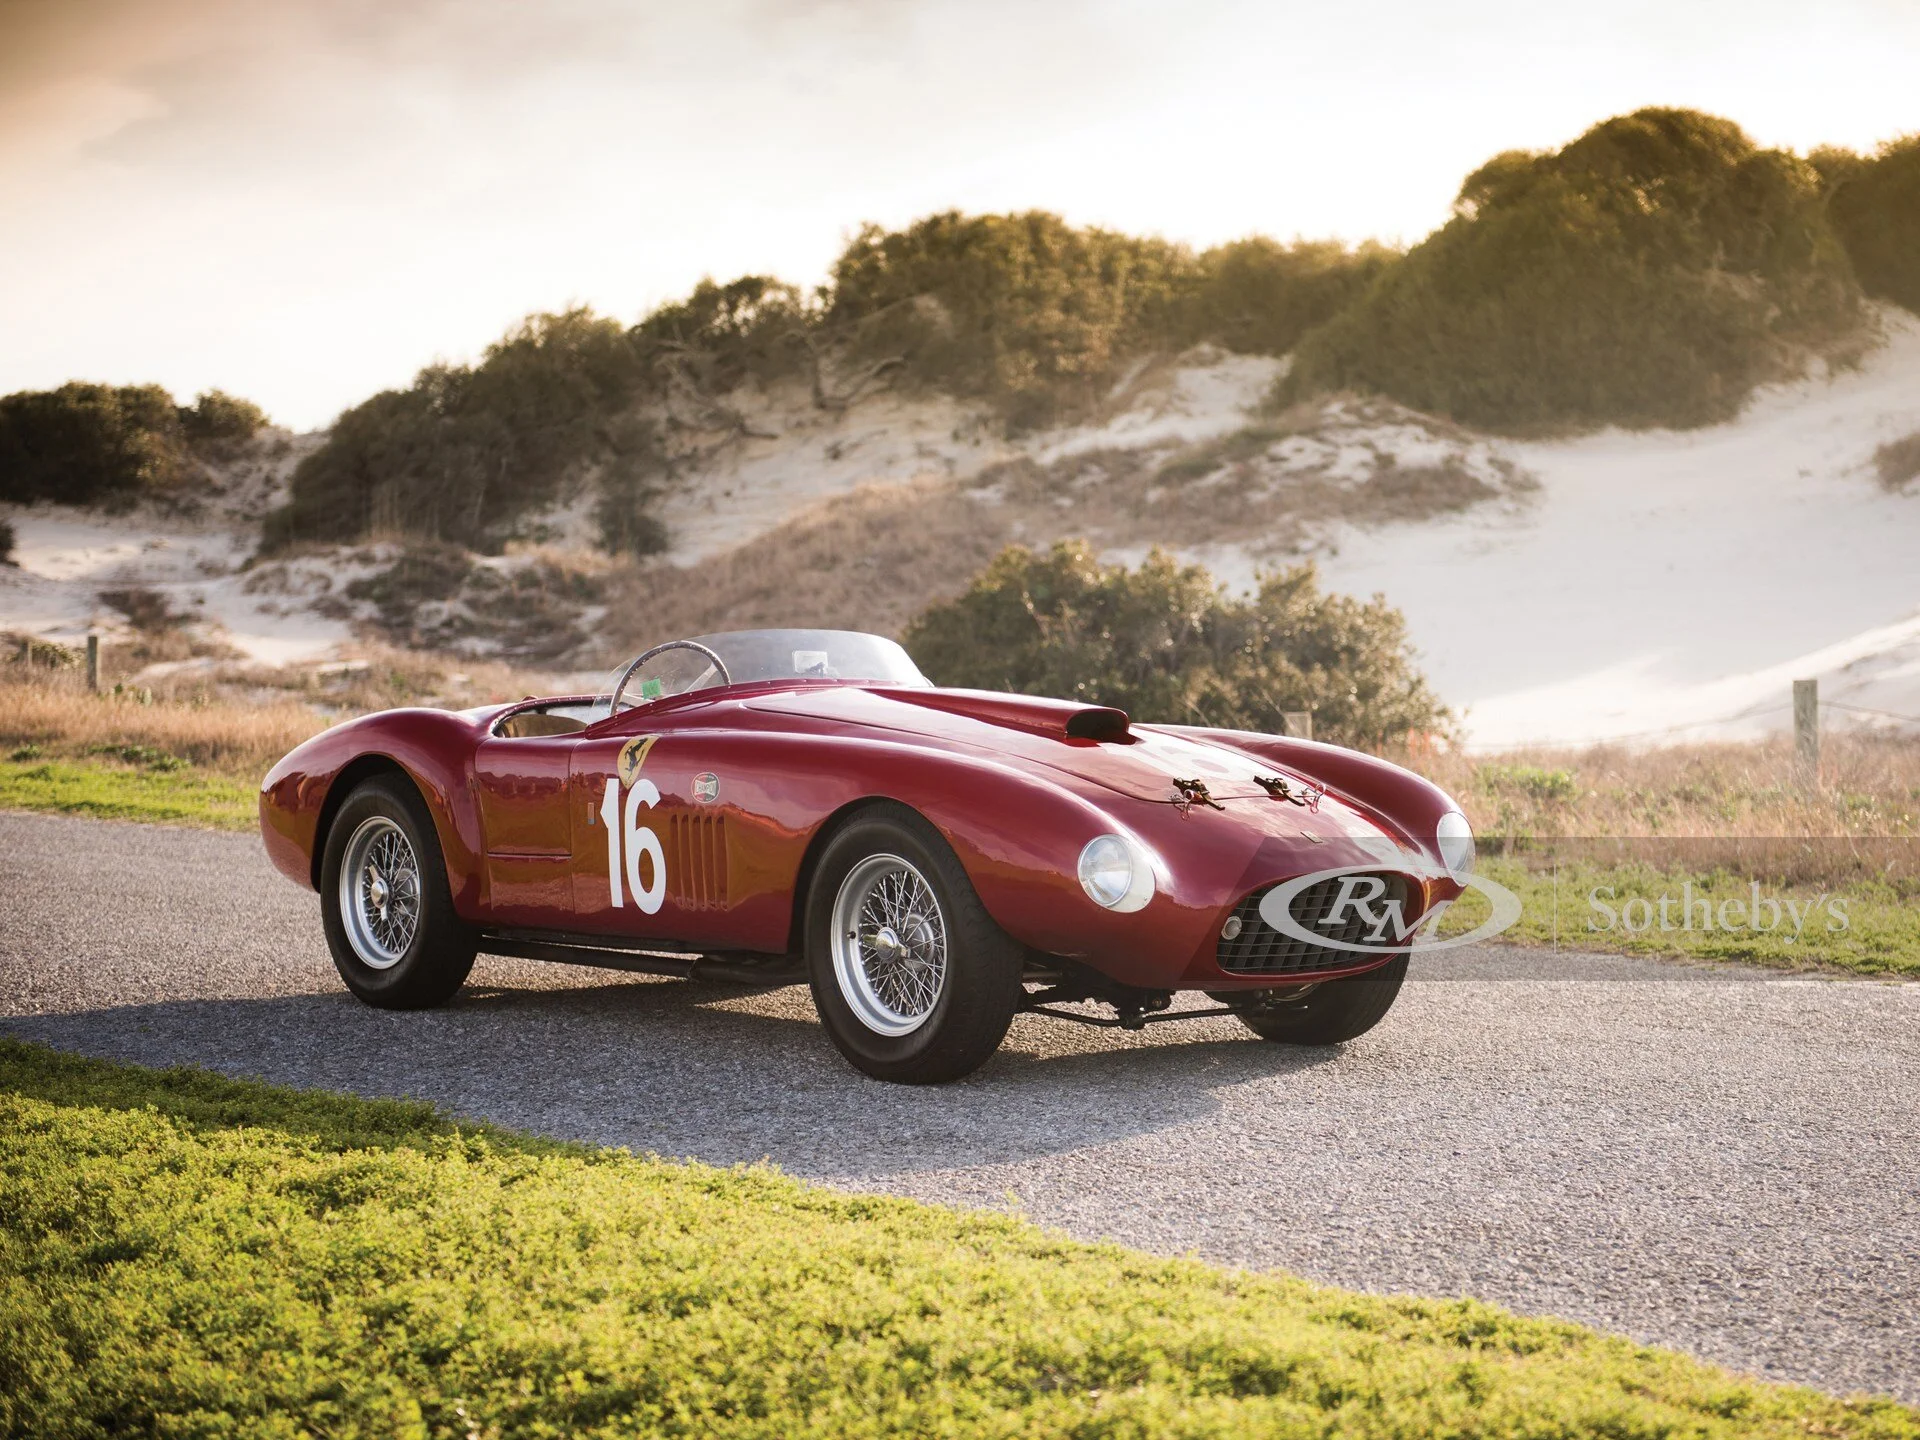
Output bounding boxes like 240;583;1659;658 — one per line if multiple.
3;0;1918;431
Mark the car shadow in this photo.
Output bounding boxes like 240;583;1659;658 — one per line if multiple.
2;977;1345;1179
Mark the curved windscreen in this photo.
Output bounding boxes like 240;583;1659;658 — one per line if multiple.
591;629;929;713
689;630;928;687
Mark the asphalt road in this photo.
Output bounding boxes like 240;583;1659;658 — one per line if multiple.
3;809;1916;1403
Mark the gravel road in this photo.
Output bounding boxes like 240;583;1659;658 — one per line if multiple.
3;809;1916;1403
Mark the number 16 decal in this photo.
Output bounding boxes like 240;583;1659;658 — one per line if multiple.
600;776;667;913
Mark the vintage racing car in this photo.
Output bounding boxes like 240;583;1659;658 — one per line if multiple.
260;628;1475;1082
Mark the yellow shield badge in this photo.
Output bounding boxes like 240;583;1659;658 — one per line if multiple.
616;735;657;788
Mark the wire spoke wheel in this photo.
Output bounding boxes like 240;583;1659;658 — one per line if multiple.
339;816;421;970
830;853;948;1037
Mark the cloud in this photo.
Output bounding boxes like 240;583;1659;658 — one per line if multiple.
2;0;1916;427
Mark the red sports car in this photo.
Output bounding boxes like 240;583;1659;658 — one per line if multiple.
260;628;1475;1083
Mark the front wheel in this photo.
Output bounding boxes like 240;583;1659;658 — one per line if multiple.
805;804;1023;1084
320;776;477;1009
1222;954;1408;1045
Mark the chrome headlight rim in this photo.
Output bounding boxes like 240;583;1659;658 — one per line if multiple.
1435;810;1475;881
1078;833;1156;913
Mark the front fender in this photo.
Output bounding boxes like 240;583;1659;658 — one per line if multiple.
259;707;499;919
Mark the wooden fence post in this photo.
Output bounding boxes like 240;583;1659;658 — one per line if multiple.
1792;678;1818;781
86;634;101;692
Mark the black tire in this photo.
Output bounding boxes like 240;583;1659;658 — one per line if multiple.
805;803;1023;1084
1224;954;1408;1045
320;775;477;1010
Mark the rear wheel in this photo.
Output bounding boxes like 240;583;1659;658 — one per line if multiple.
320;776;476;1009
1221;954;1408;1045
805;804;1022;1084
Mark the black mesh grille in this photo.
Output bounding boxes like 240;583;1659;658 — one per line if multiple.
1216;872;1414;974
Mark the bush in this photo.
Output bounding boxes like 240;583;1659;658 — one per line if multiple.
1279;109;1865;432
827;212;1193;431
1824;135;1920;315
266;308;644;551
0;383;271;508
903;540;1449;749
826;213;1387;430
176;388;267;451
0;383;189;507
1875;430;1920;491
1172;237;1398;356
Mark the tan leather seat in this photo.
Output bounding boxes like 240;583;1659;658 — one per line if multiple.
496;711;589;739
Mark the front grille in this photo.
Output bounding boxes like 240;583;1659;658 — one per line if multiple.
1216;872;1413;974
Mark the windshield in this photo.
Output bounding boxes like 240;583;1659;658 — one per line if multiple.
594;629;928;711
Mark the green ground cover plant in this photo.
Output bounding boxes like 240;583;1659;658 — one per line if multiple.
1443;857;1919;977
0;757;256;829
3;1040;1914;1438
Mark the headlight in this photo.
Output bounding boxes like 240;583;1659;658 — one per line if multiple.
1436;810;1475;880
1078;834;1155;912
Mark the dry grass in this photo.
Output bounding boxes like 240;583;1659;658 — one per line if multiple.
1405;734;1920;840
0;673;323;780
0;637;563;781
1397;733;1920;891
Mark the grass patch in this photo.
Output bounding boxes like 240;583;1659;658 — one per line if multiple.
1441;857;1920;976
2;1040;1914;1437
0;758;256;829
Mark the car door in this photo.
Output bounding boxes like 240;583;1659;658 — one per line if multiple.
472;730;577;927
569;716;736;948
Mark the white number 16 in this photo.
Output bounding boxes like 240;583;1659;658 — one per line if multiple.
600;777;666;913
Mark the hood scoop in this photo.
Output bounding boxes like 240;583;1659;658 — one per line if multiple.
868;687;1131;743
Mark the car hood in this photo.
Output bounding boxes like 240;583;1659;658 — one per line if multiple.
747;685;1318;804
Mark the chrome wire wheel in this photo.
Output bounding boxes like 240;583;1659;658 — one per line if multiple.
830;853;948;1037
338;815;421;970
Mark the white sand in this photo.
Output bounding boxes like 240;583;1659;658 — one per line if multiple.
1300;308;1920;747
0;507;349;666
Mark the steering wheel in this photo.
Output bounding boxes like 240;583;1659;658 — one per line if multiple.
608;640;732;714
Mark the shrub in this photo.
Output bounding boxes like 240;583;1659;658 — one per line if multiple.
827;211;1194;431
1875;430;1920;491
1172;237;1398;356
1824;135;1920;315
176;388;267;451
0;383;190;506
826;214;1393;431
631;274;812;397
0;383;271;508
1279;109;1866;432
903;540;1449;748
266;308;643;551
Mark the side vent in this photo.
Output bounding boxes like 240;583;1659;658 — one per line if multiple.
667;812;730;910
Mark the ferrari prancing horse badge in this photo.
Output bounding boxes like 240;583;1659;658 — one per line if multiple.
616;735;657;787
